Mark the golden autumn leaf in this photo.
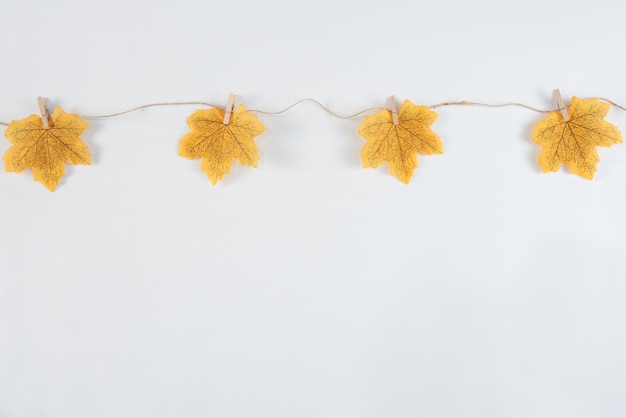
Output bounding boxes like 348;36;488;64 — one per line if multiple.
178;104;265;185
532;97;622;179
358;99;442;183
3;107;90;191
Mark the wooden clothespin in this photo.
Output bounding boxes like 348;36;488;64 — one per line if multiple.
389;95;399;125
223;93;237;125
37;96;50;128
553;89;569;122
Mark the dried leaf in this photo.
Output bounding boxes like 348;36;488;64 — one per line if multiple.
359;99;442;183
178;104;265;185
3;107;90;191
532;97;622;179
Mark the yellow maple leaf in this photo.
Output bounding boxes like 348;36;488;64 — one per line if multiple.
358;99;442;183
532;97;622;179
178;104;265;185
3;107;90;191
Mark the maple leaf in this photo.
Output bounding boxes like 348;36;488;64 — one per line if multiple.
532;97;622;179
3;107;90;191
178;104;265;185
358;99;442;183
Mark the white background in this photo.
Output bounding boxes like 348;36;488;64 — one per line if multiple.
1;0;626;417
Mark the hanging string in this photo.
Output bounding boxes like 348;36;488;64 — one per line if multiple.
1;97;625;127
429;100;552;113
81;101;219;119
79;98;555;120
592;98;626;112
246;98;383;119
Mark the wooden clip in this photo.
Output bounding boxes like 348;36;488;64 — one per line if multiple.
553;89;569;121
389;95;399;125
37;96;50;128
223;93;237;125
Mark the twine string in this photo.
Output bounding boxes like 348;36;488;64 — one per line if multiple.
1;97;624;126
81;101;219;119
593;97;626;112
247;98;383;119
429;100;552;113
